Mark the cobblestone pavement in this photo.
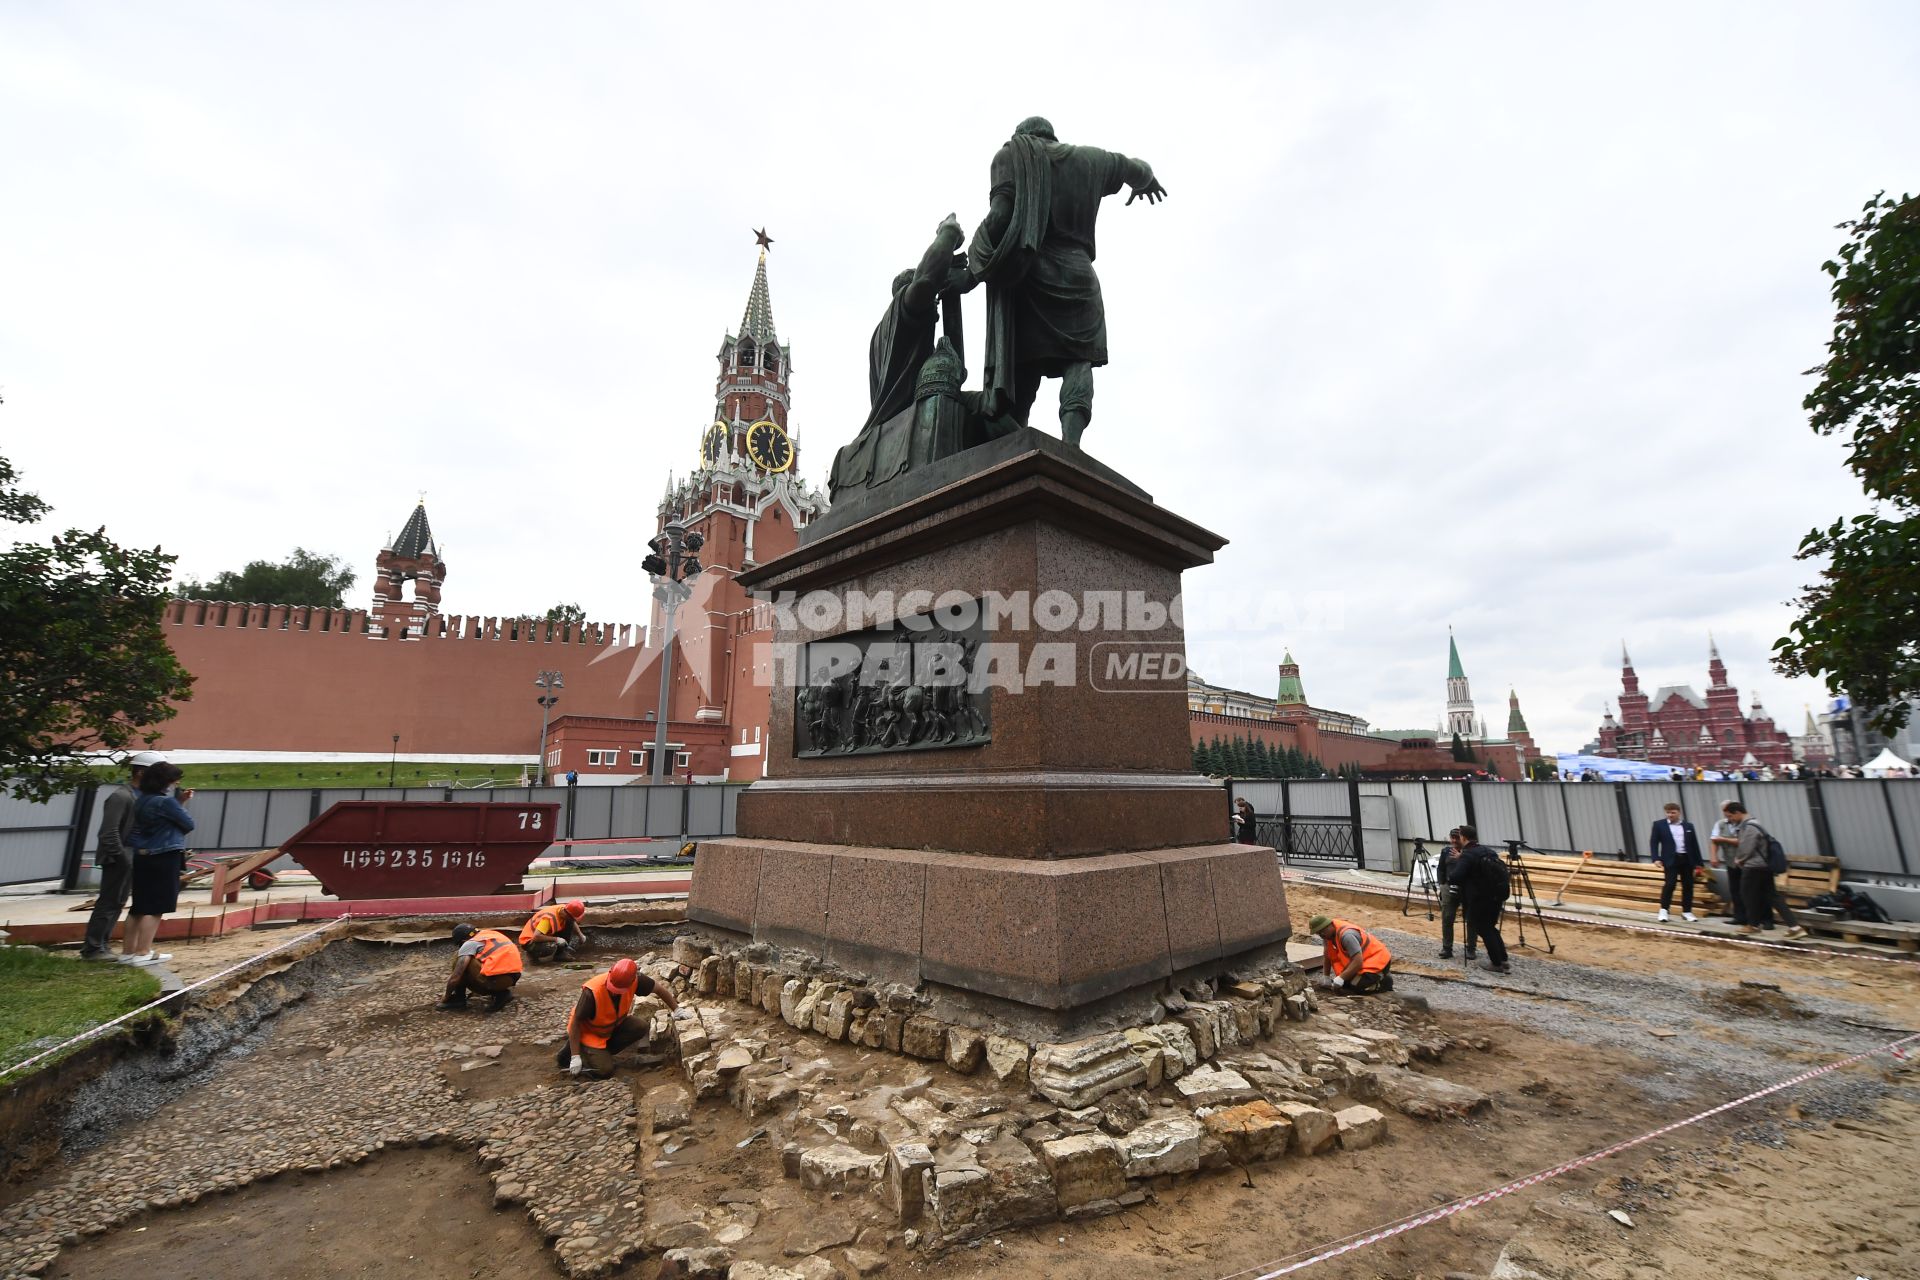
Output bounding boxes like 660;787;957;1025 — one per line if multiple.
0;945;645;1280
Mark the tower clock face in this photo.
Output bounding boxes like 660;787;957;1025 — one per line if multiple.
701;421;727;463
745;419;793;472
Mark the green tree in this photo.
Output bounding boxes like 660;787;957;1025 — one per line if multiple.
1191;741;1206;774
1775;192;1920;734
2;454;194;800
177;547;357;607
545;602;586;624
1249;738;1272;778
1450;732;1473;763
1210;735;1227;776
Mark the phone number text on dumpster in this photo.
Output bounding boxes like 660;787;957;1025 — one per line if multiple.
338;848;488;869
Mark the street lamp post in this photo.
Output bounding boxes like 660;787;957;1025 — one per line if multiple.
389;734;400;787
643;522;704;786
534;670;564;785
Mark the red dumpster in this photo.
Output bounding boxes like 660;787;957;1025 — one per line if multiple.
280;801;561;899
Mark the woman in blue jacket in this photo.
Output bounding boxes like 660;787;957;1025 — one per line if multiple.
122;761;195;966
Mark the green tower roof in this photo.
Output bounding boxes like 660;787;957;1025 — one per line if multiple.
1448;630;1465;680
1507;688;1528;734
1276;649;1306;705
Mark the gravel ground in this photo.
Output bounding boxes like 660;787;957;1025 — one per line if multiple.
1368;920;1908;1114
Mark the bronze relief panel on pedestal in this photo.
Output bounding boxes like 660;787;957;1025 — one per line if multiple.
794;610;991;758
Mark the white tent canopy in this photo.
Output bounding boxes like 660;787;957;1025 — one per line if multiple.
1862;747;1915;778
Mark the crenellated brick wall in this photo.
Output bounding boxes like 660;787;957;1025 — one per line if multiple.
155;599;659;757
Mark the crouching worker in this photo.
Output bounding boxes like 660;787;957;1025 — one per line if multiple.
1309;914;1394;994
557;957;679;1079
519;899;587;962
438;923;524;1011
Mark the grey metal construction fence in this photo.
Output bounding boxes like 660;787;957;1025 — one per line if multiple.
0;782;749;889
1226;779;1377;869
1229;776;1920;882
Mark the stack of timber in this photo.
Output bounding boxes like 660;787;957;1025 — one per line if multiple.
1779;855;1843;907
1524;853;1726;914
1520;851;1842;915
1797;915;1920;952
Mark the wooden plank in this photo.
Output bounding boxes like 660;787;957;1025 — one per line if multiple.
1801;918;1920;952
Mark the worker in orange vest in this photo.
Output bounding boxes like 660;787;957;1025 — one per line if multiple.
556;957;679;1078
438;923;525;1011
519;899;587;962
1308;914;1394;994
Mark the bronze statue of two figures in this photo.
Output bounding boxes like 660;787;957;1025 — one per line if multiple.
828;117;1166;501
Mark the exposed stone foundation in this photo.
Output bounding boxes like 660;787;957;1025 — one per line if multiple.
646;931;1486;1252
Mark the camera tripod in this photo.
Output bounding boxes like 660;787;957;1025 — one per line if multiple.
1402;838;1439;919
1502;840;1556;953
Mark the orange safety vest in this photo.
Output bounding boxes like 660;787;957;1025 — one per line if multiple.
519;904;571;946
568;973;636;1050
470;928;524;979
1322;918;1391;977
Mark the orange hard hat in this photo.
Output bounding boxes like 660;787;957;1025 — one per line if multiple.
564;900;586;919
607;958;639;992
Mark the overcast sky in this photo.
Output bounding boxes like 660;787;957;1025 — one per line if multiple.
3;2;1915;754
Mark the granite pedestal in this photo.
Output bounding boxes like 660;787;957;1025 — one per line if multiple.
689;429;1294;1036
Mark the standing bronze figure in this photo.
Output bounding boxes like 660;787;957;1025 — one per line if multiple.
967;117;1166;448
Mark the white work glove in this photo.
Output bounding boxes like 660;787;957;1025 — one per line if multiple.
1330;975;1346;989
568;1054;584;1076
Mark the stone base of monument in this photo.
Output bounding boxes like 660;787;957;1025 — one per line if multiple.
689;428;1296;1038
690;837;1293;1041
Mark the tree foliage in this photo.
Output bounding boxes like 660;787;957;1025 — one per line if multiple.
177;547;357;608
545;602;587;624
1776;192;1920;733
1449;732;1473;763
1;454;194;800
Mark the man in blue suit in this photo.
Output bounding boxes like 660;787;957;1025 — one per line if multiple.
1649;801;1704;922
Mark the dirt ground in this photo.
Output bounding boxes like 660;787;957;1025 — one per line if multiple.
46;1147;566;1280
18;886;1920;1280
894;882;1920;1280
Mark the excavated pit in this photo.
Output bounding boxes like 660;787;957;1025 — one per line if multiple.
1;920;1501;1280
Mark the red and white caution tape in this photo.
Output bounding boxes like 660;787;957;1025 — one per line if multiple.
3;918;349;1081
1217;1030;1920;1280
1281;868;1920;968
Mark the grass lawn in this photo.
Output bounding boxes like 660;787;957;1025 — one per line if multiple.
0;946;162;1079
87;761;533;790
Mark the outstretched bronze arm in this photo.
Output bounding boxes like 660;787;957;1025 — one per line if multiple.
1123;157;1167;205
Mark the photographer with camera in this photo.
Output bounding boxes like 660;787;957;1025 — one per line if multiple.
1446;823;1512;974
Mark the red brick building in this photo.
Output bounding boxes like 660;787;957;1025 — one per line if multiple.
1594;641;1793;769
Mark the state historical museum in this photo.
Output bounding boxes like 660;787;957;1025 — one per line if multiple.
1592;641;1793;770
